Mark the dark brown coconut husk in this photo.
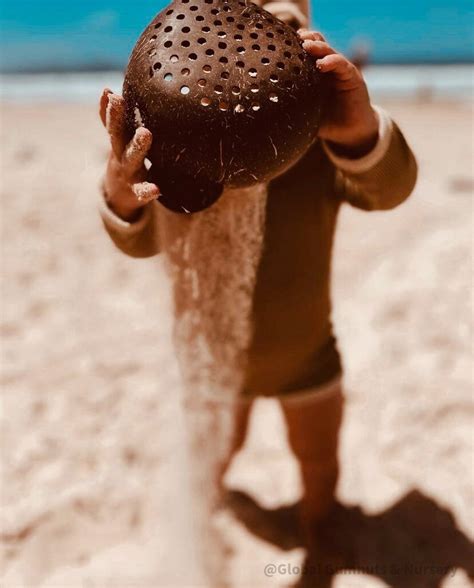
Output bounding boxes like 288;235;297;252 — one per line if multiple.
123;0;323;213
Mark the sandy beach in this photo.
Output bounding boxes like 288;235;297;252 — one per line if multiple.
1;97;473;587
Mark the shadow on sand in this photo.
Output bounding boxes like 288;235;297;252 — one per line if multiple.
225;489;474;587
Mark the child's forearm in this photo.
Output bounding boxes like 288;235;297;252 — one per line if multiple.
327;110;418;211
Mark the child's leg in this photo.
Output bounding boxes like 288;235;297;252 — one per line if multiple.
182;395;253;585
280;381;344;525
217;399;252;492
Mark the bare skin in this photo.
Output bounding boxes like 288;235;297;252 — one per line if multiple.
99;89;159;222
298;29;379;157
100;30;379;221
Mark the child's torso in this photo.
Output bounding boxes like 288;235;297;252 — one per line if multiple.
157;142;342;398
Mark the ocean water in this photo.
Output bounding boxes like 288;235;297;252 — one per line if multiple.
0;64;472;104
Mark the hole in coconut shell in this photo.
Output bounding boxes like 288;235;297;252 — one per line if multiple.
203;64;212;72
177;13;185;19
180;85;190;95
248;68;257;77
200;96;211;106
189;53;198;60
164;73;173;81
214;84;224;94
251;102;260;111
219;56;228;64
164;25;172;32
219;100;229;111
231;85;240;94
170;54;179;62
181;67;190;75
269;92;278;102
198;78;207;86
234;103;245;113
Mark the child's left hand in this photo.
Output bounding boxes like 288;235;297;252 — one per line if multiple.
299;30;379;158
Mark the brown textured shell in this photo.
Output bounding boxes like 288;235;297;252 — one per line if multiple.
123;0;322;213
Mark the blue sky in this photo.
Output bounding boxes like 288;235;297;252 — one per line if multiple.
0;0;473;71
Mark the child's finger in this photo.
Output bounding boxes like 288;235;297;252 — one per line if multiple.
99;88;113;128
302;40;336;59
132;181;160;203
298;29;326;42
316;54;356;81
106;94;127;160
122;127;153;177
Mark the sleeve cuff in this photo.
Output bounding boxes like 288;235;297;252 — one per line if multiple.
99;191;155;236
262;2;308;27
322;106;394;175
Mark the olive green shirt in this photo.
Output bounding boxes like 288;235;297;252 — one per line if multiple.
100;109;417;397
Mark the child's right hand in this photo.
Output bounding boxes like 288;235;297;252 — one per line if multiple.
99;88;160;222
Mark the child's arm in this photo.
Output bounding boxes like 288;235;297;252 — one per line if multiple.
99;89;161;258
301;31;418;210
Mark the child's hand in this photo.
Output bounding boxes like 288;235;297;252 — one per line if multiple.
99;88;159;221
299;30;379;158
